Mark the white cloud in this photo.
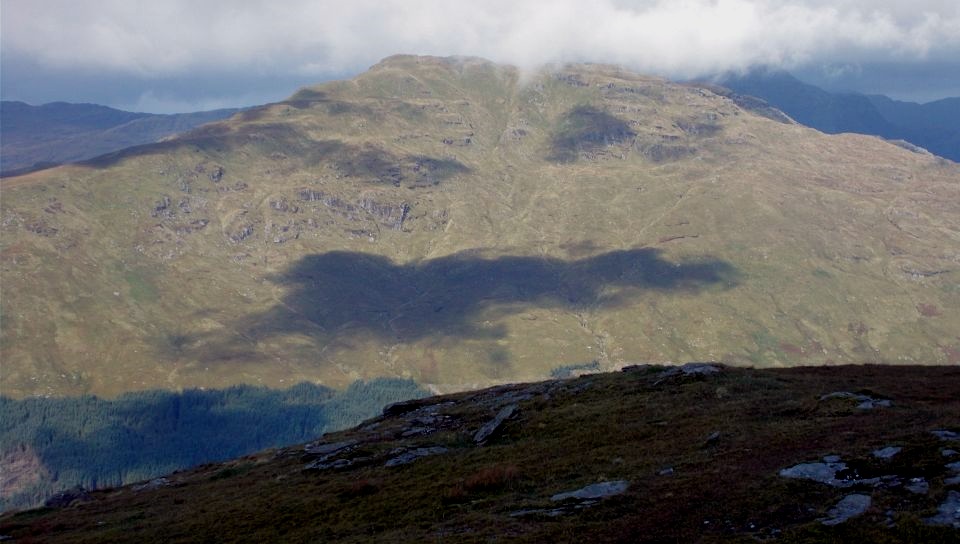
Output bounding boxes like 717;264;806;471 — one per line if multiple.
4;0;959;80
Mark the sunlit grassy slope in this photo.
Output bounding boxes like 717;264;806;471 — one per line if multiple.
2;55;958;398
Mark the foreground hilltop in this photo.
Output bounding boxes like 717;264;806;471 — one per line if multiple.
2;55;959;398
3;364;959;542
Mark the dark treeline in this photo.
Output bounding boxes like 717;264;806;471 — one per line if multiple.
0;378;426;512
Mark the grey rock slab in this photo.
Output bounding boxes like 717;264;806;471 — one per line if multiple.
945;476;960;486
680;362;722;375
384;446;448;467
551;480;629;502
303;439;363;471
779;461;851;487
473;404;518;444
821;494;871;526
872;446;902;460
657;362;722;380
819;391;891;410
946;461;960;473
931;430;960;441
924;490;960;528
942;449;958;457
509;508;567;518
304;439;357;457
905;478;930;495
133;477;170;492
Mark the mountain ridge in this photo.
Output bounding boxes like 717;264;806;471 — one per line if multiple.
1;55;958;400
714;68;960;162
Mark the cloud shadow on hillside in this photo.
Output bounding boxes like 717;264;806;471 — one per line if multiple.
211;248;738;350
77;121;467;188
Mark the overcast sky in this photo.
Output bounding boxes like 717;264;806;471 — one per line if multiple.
3;0;959;112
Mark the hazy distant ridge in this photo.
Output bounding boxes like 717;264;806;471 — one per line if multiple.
715;69;960;162
0;101;239;175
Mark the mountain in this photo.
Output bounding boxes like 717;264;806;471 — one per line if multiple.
3;364;959;542
0;101;239;175
715;69;960;162
1;55;958;401
865;95;960;161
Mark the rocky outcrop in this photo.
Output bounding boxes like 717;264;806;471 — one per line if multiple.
44;486;90;508
296;189;411;230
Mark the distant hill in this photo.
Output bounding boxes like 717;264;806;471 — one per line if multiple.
0;101;239;175
715;69;960;162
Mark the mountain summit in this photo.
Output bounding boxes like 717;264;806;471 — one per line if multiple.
1;55;958;398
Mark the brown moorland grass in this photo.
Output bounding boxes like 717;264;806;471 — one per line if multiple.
2;364;958;543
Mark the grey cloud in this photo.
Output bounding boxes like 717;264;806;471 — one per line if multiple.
3;1;959;111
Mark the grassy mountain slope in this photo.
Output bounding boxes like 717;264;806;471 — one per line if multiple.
0;101;238;175
1;55;958;399
2;364;958;542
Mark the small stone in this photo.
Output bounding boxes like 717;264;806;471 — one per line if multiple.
703;431;721;446
943;449;959;457
872;446;902;460
820;494;871;526
551;480;630;502
658;467;675;476
946;461;960;473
